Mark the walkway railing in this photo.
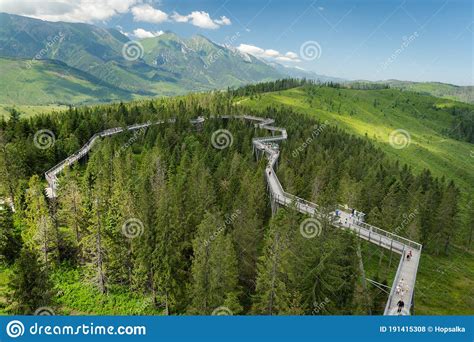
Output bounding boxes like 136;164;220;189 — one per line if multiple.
44;113;422;316
44;118;176;197
336;205;422;251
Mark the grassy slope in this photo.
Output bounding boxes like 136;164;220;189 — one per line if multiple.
387;81;474;104
0;104;68;119
240;87;474;193
0;57;135;106
242;87;474;315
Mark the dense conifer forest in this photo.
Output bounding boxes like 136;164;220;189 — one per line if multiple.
0;82;469;315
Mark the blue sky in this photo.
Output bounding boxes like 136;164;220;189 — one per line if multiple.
1;0;472;85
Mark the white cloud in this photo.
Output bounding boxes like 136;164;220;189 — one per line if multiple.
0;0;232;29
214;16;231;26
285;51;298;59
170;11;232;29
265;49;280;57
133;28;164;39
1;1;232;29
131;4;167;23
187;11;218;29
276;56;297;62
237;44;301;62
237;44;265;56
170;12;188;23
0;0;140;23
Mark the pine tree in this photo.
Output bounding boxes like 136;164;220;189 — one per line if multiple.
23;175;57;265
0;130;24;209
151;181;184;314
0;206;21;264
58;169;85;259
231;170;265;301
83;196;107;293
433;181;460;255
133;152;166;303
8;247;54;314
252;210;293;315
188;211;241;314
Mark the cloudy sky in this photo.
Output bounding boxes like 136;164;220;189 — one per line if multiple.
0;0;472;85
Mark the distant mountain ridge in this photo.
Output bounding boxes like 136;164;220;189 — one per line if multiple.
0;13;471;106
0;13;340;105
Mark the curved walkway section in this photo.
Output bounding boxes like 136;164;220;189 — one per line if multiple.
44;115;422;316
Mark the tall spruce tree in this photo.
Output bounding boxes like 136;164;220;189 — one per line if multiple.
23;175;57;266
188;211;241;314
252;210;293;315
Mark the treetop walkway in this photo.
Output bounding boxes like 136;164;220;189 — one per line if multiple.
44;114;421;315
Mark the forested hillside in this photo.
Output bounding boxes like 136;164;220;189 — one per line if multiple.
0;84;472;315
0;57;135;105
239;82;474;193
385;80;474;105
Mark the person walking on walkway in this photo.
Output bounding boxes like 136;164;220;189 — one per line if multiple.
399;278;405;287
397;299;405;314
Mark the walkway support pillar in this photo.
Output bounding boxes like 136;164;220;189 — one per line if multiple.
270;193;278;216
356;241;372;315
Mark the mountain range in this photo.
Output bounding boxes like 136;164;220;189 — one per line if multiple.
0;12;471;107
0;13;339;106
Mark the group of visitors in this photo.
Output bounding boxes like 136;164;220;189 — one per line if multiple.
396;278;410;314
